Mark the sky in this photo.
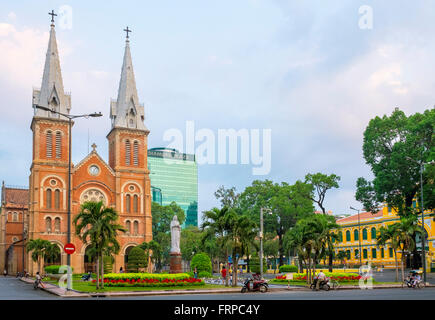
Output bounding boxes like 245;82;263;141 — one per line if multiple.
0;0;434;221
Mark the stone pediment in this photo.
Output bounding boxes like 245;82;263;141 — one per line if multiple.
72;146;115;176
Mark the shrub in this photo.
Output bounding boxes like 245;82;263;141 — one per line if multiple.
127;247;148;272
279;265;298;273
191;253;212;274
273;272;362;283
249;254;267;274
44;265;74;274
104;255;114;274
100;273;204;287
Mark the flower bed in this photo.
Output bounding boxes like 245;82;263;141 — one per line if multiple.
274;272;361;283
93;273;204;287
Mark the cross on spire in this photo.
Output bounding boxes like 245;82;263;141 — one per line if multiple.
48;10;57;26
91;143;97;152
124;26;132;40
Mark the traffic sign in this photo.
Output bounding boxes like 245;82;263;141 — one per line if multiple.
64;243;76;255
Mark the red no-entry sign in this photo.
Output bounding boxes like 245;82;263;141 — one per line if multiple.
64;243;76;255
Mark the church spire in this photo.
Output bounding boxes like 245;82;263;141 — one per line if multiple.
33;11;71;119
110;27;146;131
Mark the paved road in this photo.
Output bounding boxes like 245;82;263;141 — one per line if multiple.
108;288;435;300
0;276;57;300
1;275;434;300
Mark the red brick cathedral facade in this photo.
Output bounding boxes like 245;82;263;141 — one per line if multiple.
25;22;152;274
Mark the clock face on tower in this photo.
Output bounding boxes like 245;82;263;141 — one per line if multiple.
88;165;100;176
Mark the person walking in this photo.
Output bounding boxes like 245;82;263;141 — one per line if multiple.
193;267;198;279
3;269;7;277
221;266;227;285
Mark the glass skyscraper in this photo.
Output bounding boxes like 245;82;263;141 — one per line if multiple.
148;148;198;227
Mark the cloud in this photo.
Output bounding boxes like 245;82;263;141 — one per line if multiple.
7;12;16;21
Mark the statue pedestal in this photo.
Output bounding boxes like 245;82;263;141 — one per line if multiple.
170;252;182;273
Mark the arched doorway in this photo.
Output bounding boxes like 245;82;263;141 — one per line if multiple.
124;246;135;272
407;228;429;269
84;246;97;273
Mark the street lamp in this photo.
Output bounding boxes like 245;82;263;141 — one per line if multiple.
259;207;272;279
405;156;435;284
350;206;363;267
35;105;102;289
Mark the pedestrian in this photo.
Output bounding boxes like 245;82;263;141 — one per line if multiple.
193;267;198;279
119;266;124;273
3;269;6;277
221;266;227;285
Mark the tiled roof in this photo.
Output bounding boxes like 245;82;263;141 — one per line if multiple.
2;187;29;208
336;210;383;224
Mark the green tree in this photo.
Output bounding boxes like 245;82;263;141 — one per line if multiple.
376;224;400;282
305;172;340;214
44;242;60;265
26;239;52;273
180;226;203;262
239;180;314;266
201;207;233;286
73;201;125;289
214;186;240;208
127;246;148;272
139;240;162;272
191;252;212;273
356;108;434;216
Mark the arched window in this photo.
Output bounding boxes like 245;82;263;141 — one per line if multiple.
381;248;384;258
125;140;131;165
346;250;351;259
46;189;52;209
46;131;53;158
46;217;52;233
371;248;377;259
371;227;376;240
354;229;359;241
54;189;60;209
362;228;368;240
339;232;343;242
126;220;131;234
55;131;62;158
346;230;351;242
355;249;359;259
133;221;139;235
126;194;131;213
133;141;139;166
133;195;138;213
54;217;61;233
363;249;368;259
12;212;18;222
389;248;393;257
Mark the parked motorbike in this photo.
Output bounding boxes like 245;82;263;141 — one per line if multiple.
241;275;269;293
310;277;331;291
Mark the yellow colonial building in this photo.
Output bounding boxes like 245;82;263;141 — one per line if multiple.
333;206;435;271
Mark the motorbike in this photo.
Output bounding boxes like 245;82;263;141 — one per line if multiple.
33;278;42;290
81;272;92;281
310;277;331;291
404;270;424;289
241;276;269;293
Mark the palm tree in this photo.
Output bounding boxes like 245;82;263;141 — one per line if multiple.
376;224;400;282
26;239;52;273
44;243;61;265
393;215;420;282
201;207;233;286
73;201;126;289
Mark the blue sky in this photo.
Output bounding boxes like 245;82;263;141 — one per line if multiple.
1;1;434;219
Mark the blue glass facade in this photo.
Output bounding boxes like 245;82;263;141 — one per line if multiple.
148;148;198;227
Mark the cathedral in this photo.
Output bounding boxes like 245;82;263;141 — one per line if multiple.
20;18;152;274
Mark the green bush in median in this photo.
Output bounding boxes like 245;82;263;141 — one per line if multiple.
278;265;298;273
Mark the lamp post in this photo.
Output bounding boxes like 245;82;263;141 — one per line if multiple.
35;105;102;289
259;207;271;279
405;156;435;284
350;206;363;267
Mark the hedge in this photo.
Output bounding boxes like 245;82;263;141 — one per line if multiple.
279;265;298;273
44;265;74;274
99;273;204;287
274;272;361;283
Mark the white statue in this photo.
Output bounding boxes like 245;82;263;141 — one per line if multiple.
170;215;181;254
